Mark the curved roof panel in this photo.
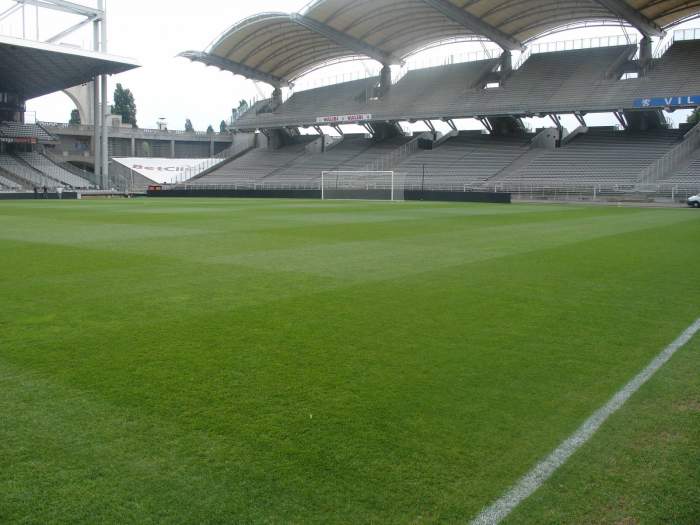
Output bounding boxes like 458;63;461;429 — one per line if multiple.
181;0;700;86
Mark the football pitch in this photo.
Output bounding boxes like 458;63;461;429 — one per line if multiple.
0;198;698;524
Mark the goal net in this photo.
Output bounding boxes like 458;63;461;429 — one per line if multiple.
321;171;405;201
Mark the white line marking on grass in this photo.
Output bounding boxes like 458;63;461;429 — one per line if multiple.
471;317;700;525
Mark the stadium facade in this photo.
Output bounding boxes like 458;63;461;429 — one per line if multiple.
172;0;700;202
3;0;700;200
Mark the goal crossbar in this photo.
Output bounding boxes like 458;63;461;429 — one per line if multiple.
321;171;402;201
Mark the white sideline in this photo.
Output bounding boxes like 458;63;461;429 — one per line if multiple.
470;317;700;525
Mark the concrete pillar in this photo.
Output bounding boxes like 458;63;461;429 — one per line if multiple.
64;84;95;125
92;12;101;185
99;0;108;189
92;80;101;183
131;137;136;156
500;50;512;76
170;140;175;158
209;138;215;157
379;64;392;96
272;87;283;108
639;36;653;71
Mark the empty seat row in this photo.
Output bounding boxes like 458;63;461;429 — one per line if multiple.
192;135;415;184
500;129;684;184
17;152;91;188
0;122;56;142
396;132;532;184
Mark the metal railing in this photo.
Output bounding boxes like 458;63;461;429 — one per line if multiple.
157;179;699;203
513;34;640;70
673;27;700;42
530;34;638;55
637;124;700;184
484;181;698;202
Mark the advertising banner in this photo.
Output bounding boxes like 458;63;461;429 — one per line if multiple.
633;95;700;108
112;158;208;184
316;114;372;124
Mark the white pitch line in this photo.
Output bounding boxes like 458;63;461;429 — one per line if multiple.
471;317;700;525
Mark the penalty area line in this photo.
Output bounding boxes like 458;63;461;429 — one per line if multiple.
470;317;700;525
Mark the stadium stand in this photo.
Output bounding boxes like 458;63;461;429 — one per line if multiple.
496;128;684;185
0;151;95;188
396;132;533;185
234;46;642;127
230;39;700;133
0;154;54;187
589;40;700;109
275;135;414;181
374;59;499;119
0;121;57;142
661;148;700;184
236;77;379;129
192;135;416;184
193;137;318;184
495;45;636;114
17;152;91;187
0;170;22;189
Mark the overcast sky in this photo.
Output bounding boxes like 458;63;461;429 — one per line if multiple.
0;0;695;131
1;0;309;130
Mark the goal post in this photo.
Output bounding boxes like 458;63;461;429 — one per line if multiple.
321;171;405;201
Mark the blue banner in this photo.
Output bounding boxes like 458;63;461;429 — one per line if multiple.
634;95;700;108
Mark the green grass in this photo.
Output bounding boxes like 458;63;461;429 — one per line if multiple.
505;335;700;524
0;198;698;524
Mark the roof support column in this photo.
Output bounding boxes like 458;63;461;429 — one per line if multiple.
614;111;628;130
92;10;101;186
500;50;512;76
379;65;392;96
98;0;109;190
639;36;653;73
549;114;564;144
271;87;283;109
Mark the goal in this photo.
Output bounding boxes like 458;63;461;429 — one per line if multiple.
321;171;405;201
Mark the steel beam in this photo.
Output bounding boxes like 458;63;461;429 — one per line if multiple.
289;13;400;65
45;15;95;43
179;51;289;88
420;0;523;51
99;0;108;190
14;0;102;19
592;0;664;37
0;4;22;22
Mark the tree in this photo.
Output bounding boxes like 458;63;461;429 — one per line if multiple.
111;83;137;128
69;109;81;125
232;99;250;121
206;124;215;135
220;120;228;133
688;108;700;126
185;119;194;132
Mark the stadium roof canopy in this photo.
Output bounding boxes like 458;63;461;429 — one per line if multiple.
181;0;700;87
0;35;140;100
